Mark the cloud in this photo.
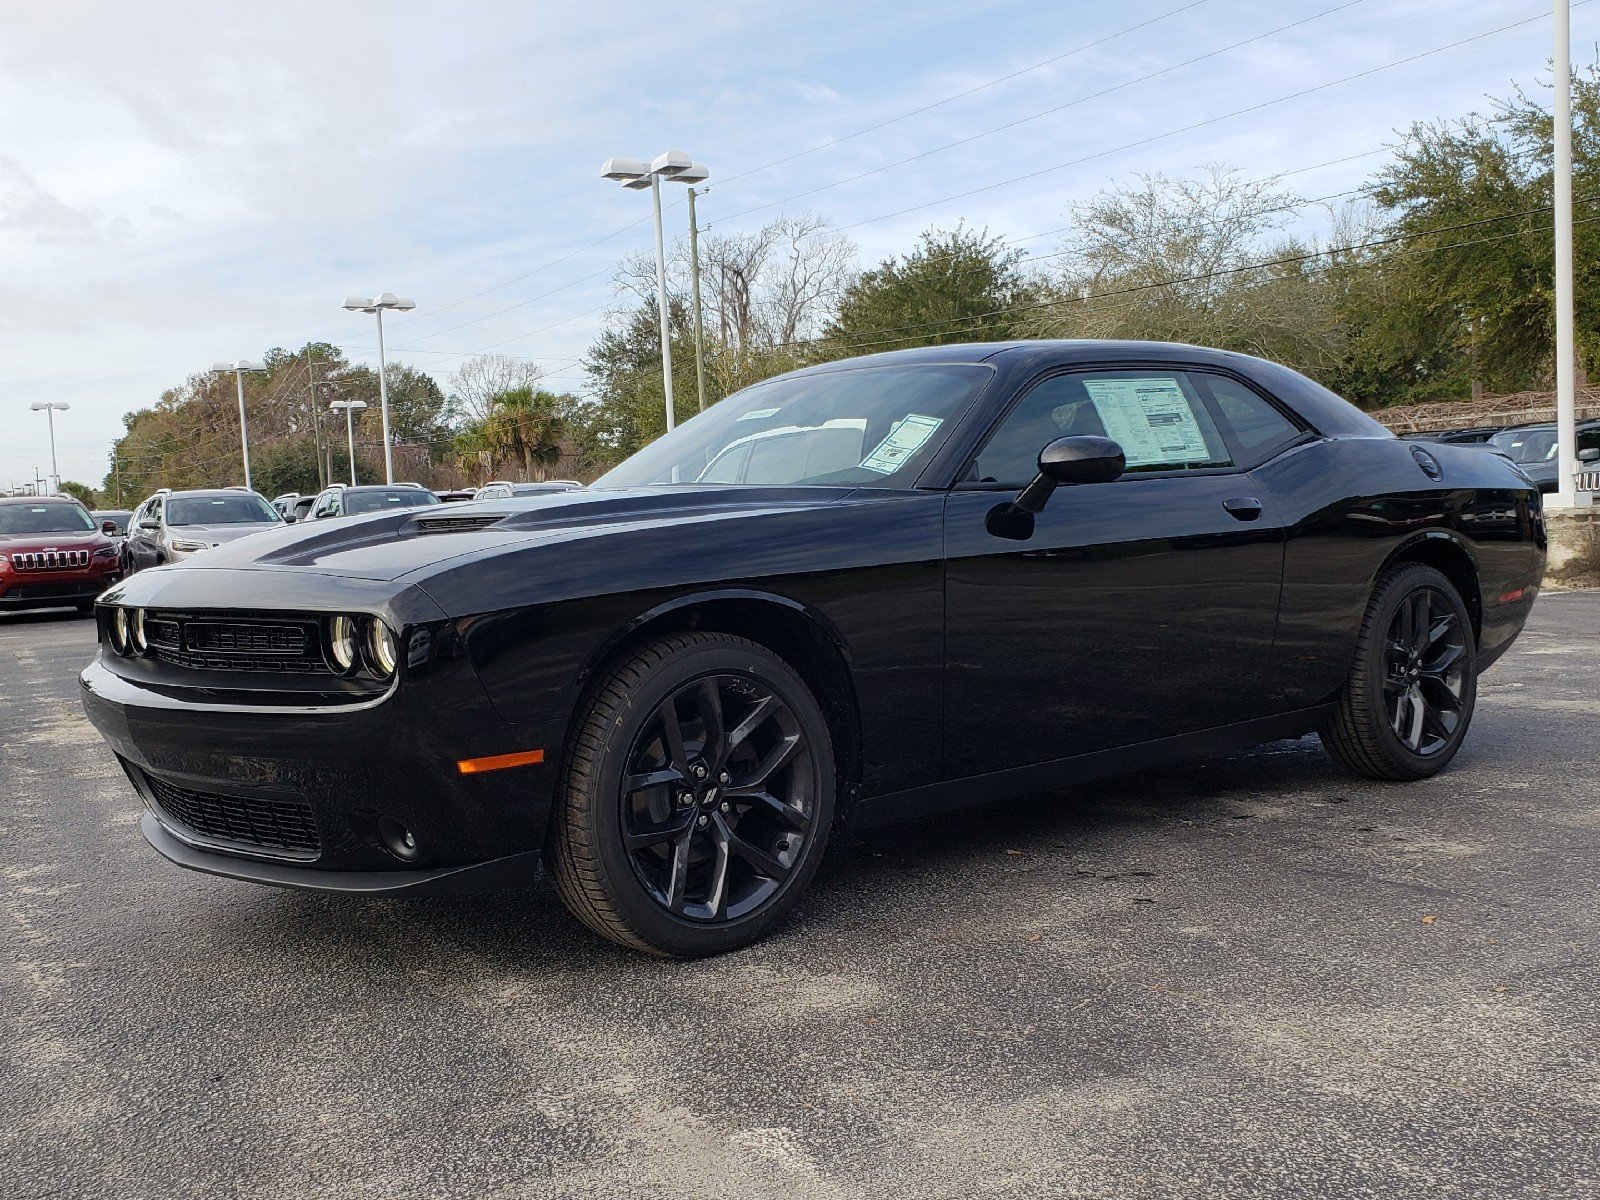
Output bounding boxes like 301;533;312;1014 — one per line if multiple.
0;156;130;245
794;82;844;105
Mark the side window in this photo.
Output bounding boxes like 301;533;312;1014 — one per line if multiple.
148;497;163;525
313;492;338;518
971;370;1232;485
1203;375;1303;461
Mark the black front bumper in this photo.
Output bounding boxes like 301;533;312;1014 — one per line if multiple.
139;812;542;895
1;573;118;608
82;654;567;886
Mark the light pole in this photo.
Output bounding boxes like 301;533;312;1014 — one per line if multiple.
1552;0;1581;508
341;293;415;484
211;361;267;490
329;399;368;485
600;151;711;432
28;401;69;493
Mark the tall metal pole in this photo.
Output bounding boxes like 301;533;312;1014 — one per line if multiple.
650;173;677;433
374;309;395;483
306;351;327;489
687;187;708;415
1553;0;1580;508
44;406;60;493
345;406;359;486
234;368;253;491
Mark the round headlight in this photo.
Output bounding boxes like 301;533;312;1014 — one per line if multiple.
129;608;148;654
365;619;398;678
328;615;359;673
108;607;131;655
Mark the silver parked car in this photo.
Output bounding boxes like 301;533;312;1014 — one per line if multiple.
121;488;284;574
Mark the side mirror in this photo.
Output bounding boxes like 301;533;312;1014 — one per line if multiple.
101;520;118;534
1014;436;1126;514
1580;447;1600;463
283;514;297;524
138;517;160;531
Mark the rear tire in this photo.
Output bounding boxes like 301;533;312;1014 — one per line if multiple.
547;632;836;956
1321;563;1477;780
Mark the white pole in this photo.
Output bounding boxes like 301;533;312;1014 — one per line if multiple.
650;173;677;434
687;187;708;415
374;308;395;484
44;407;59;494
346;407;359;486
1553;0;1579;508
234;369;253;491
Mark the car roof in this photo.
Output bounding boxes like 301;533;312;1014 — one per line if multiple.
0;495;82;506
160;488;265;498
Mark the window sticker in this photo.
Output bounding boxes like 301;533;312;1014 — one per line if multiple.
1080;377;1211;467
859;413;943;475
737;407;782;421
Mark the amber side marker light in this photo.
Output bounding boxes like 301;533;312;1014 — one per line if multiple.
457;749;546;775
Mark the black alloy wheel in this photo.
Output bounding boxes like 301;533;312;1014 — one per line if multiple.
1322;562;1478;780
548;632;836;956
620;673;815;922
1381;585;1469;756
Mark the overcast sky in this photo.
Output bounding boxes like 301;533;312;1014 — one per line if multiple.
0;0;1589;492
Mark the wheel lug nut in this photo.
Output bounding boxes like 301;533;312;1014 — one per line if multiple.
718;771;730;785
678;792;693;807
719;802;730;813
692;764;707;779
696;814;709;828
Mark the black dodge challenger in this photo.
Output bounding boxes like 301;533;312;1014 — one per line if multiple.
82;341;1545;955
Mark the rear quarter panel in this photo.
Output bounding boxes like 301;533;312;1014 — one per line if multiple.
1256;435;1545;709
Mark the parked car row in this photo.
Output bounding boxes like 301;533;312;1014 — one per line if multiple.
1403;418;1600;492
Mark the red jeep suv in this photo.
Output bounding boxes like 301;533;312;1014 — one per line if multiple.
0;497;123;614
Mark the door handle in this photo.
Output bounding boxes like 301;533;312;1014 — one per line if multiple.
1222;496;1263;521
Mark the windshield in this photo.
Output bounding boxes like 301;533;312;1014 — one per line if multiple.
343;489;442;515
1490;428;1558;465
0;503;96;536
166;494;281;525
593;363;994;489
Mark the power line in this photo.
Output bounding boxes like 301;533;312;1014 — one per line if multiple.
710;0;1215;193
814;4;1586;239
704;0;1369;228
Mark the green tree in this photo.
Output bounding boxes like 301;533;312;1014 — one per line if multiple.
57;481;99;507
824;224;1029;354
480;387;570;480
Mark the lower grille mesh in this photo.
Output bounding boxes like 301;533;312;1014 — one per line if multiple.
146;774;321;856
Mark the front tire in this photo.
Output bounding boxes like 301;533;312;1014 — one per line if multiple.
1321;563;1477;780
547;632;836;956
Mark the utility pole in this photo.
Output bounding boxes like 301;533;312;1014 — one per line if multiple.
306;349;327;489
1552;0;1580;507
687;186;708;415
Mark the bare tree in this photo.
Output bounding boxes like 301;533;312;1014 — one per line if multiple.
448;355;546;423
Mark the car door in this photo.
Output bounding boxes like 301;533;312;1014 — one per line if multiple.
130;496;161;570
941;365;1301;779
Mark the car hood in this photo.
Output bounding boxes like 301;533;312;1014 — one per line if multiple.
167;522;283;546
0;532;107;551
162;486;863;582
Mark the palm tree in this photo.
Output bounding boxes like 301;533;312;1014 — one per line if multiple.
482;387;567;480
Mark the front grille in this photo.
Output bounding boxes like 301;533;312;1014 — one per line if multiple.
141;612;329;674
146;773;321;856
10;550;91;570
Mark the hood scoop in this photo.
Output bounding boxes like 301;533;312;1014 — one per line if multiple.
412;512;511;533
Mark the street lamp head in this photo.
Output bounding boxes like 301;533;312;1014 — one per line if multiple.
622;175;654;190
329;399;369;412
343;293;415;313
650;149;693;177
238;359;266;372
30;401;70;412
212;360;266;373
211;361;236;372
601;156;648;181
667;161;710;185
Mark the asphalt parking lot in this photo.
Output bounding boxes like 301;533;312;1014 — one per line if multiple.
3;596;1598;1200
